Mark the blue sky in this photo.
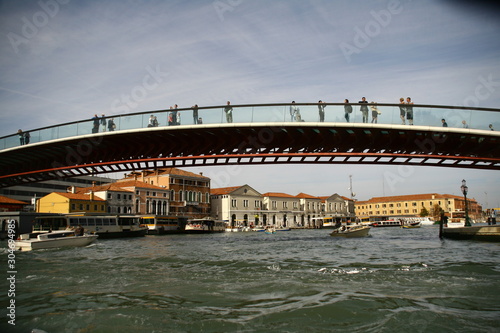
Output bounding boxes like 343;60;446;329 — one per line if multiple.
1;0;500;207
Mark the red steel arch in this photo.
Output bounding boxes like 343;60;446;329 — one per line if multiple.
0;122;499;187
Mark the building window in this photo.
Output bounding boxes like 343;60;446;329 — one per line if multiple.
71;204;76;210
243;200;249;207
117;194;121;200
272;201;277;209
283;202;288;209
107;193;112;199
231;199;237;208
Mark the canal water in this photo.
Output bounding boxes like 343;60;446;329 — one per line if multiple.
1;226;499;332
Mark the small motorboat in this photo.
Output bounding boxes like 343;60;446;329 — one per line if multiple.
330;225;370;238
401;222;421;229
15;229;98;251
264;226;276;234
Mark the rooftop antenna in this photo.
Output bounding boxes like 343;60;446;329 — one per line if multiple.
348;175;356;200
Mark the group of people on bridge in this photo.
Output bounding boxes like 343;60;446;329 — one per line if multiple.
13;99;497;146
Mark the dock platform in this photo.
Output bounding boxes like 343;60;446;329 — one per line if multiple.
442;225;500;242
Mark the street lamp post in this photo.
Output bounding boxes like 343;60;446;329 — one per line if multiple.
460;179;472;227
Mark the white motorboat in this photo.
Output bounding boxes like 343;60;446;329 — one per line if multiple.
445;211;471;228
15;229;98;251
370;219;401;227
226;226;244;232
185;218;226;233
264;226;276;234
330;225;370;238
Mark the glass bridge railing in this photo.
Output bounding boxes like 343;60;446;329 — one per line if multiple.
1;103;499;151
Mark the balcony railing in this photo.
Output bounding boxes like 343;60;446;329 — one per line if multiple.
2;103;499;151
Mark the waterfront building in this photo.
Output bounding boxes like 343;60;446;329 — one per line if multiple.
261;192;304;228
295;193;322;227
321;193;356;221
122;168;211;218
0;175;115;211
355;193;483;221
0;195;29;212
211;186;355;228
112;179;171;215
210;185;263;226
37;192;107;214
74;183;135;214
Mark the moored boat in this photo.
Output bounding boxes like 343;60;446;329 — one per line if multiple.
225;225;244;232
32;214;147;238
67;215;147;238
264;226;276;234
140;215;187;234
370;219;401;227
445;211;470;228
185;218;226;233
330;225;370;238
15;229;98;251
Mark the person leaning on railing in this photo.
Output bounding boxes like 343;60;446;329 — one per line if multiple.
224;101;233;123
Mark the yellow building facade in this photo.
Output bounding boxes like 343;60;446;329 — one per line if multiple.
37;192;107;214
355;193;482;220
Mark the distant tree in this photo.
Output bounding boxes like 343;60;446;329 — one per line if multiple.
432;204;443;220
419;207;429;217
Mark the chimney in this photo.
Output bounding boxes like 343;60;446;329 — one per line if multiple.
89;190;94;201
68;186;76;194
200;172;203;176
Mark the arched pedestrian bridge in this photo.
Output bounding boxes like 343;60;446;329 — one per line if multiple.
0;103;499;187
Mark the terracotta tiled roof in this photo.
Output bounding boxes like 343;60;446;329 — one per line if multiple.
114;179;167;190
211;186;242;195
124;168;209;179
262;192;296;198
53;192;106;201
356;193;470;204
74;183;134;194
295;192;319;199
0;195;29;205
